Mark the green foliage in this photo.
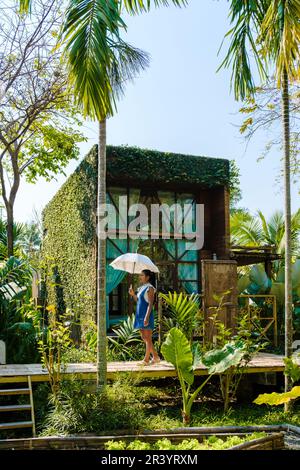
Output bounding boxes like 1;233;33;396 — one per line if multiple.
237;259;300;330
123;0;188;14
161;327;249;424
38;305;73;400
107;315;144;361
229;160;242;208
160;291;202;342
104;433;266;451
0;220;41;260
0;256;40;363
202;342;247;375
254;386;300;406
107;145;231;188
231;208;300;257
254;356;300;407
284;356;300;384
207;292;265;412
0;256;32;304
60;0;149;121
22;123;85;183
61;346;96;363
41;377;145;436
161;327;194;385
42;146;98;331
218;0;267;101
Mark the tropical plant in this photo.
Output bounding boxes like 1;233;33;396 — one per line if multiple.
159;292;202;342
40;375;145;435
0;256;40;362
161;327;249;425
221;0;300;403
254;355;300;406
0;219;42;261
107;315;144;361
205;297;265;412
38;305;73;401
231;209;300;260
238;260;300;331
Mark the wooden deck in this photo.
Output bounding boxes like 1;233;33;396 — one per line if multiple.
0;353;297;384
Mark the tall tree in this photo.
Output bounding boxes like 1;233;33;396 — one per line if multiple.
220;0;300;405
0;0;84;257
60;0;187;389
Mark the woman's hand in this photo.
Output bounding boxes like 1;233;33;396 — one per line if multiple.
144;316;150;327
128;284;135;297
129;284;137;302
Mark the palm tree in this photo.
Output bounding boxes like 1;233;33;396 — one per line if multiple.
231;209;300;261
59;0;187;389
20;0;188;389
221;0;300;403
60;5;151;389
20;0;187;390
0;220;41;261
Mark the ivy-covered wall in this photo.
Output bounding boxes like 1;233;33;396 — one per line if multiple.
42;147;98;331
106;145;230;187
42;145;232;333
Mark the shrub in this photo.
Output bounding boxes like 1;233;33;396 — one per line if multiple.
40;377;145;436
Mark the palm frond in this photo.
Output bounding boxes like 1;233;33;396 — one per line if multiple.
260;0;300;84
60;0;125;120
123;0;187;14
219;0;268;101
19;0;32;14
61;0;149;120
160;291;201;341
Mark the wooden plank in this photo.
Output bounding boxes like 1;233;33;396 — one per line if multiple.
28;375;36;437
0;353;298;383
0;421;33;430
0;388;30;395
0;404;31;412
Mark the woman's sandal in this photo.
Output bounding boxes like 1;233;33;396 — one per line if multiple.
150;357;161;365
137;360;151;366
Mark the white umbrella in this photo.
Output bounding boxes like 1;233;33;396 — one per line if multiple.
109;252;159;274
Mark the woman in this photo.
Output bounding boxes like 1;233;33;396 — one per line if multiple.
129;269;160;365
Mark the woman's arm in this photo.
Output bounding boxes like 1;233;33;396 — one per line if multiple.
144;287;155;327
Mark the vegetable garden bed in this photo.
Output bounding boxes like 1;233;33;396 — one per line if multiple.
0;425;298;450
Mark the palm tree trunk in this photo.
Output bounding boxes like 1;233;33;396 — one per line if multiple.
97;118;107;390
282;67;293;409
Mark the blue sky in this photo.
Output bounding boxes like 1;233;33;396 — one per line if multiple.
14;0;299;223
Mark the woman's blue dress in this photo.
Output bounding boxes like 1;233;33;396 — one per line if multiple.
134;283;155;330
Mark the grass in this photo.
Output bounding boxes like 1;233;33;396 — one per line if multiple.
143;402;300;430
32;375;300;437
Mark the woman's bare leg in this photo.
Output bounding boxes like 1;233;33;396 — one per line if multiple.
139;330;151;363
143;330;159;361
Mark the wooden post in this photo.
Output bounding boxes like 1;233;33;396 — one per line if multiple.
201;260;238;343
0;341;5;365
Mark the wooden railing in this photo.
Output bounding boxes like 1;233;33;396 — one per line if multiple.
238;294;278;347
